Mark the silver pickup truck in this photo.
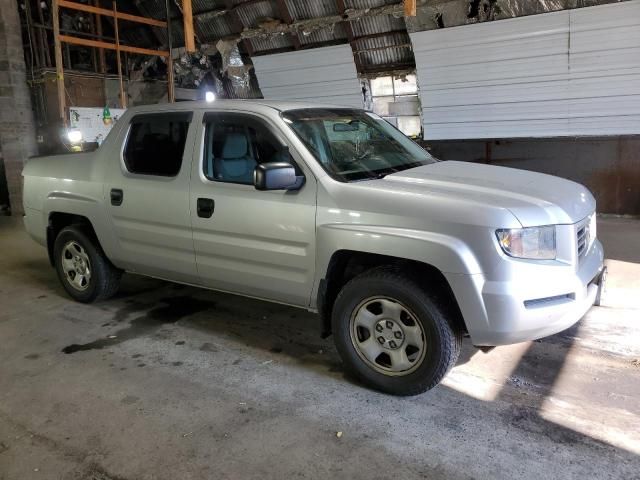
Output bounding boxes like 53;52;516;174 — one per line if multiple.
23;100;605;395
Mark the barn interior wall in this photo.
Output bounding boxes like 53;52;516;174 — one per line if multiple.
426;136;640;215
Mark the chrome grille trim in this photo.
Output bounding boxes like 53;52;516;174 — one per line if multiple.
576;216;591;261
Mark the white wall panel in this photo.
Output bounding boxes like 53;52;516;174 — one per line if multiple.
252;45;363;108
568;1;640;135
411;0;640;139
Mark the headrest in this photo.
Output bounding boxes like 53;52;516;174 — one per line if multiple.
221;132;248;159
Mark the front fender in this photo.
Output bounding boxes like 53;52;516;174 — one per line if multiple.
310;223;482;308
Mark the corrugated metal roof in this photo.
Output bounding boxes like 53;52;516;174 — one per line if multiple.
355;31;413;70
285;0;337;20
250;34;293;52
298;24;347;45
235;0;278;29
195;15;234;41
122;0;415;73
350;14;405;36
345;0;399;9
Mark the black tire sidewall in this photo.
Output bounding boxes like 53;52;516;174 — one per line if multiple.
53;227;104;303
332;273;456;395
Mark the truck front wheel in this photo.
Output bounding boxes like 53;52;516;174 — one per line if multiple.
331;267;462;396
53;226;121;303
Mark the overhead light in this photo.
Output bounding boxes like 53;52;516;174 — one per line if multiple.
67;129;83;144
205;91;215;102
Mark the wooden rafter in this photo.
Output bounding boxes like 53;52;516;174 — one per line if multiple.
58;0;167;28
224;0;255;56
335;0;363;73
181;0;196;52
52;0;174;123
275;0;301;49
58;35;169;57
404;0;417;16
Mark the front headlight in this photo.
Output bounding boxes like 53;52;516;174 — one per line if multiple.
495;225;556;260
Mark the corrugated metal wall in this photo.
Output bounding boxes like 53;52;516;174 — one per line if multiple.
411;0;640;140
251;45;363;107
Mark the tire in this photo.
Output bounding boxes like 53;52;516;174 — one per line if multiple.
331;266;462;396
53;226;122;303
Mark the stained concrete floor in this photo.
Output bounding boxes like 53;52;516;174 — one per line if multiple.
0;216;639;480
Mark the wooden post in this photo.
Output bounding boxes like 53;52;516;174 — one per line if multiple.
404;0;417;17
165;0;175;102
182;0;195;53
94;0;106;73
52;0;67;126
113;1;127;108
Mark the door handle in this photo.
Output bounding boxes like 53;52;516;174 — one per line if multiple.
197;198;215;218
110;188;123;206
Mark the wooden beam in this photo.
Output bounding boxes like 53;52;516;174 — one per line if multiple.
275;0;301;49
182;0;196;52
52;0;66;126
59;35;169;57
225;0;254;56
58;0;167;28
352;29;408;43
336;0;363;73
404;0;417;17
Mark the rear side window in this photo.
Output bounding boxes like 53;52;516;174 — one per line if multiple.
123;112;192;176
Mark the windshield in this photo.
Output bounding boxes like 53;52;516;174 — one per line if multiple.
281;108;437;182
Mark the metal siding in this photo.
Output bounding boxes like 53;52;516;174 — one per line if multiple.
252;44;363;107
568;1;640;135
412;0;640;140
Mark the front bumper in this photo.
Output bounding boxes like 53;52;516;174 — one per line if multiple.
446;237;605;346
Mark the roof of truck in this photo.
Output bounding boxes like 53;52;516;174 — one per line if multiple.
125;99;359;114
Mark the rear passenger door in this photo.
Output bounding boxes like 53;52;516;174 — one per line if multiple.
105;111;199;284
190;112;317;307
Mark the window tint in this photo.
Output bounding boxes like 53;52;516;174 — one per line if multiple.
124;113;190;176
203;116;288;185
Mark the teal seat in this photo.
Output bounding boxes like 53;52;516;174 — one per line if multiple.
214;132;256;184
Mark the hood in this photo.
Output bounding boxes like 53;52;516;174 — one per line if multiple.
383;161;595;227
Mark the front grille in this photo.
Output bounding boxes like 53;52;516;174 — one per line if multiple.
576;215;592;261
577;224;588;258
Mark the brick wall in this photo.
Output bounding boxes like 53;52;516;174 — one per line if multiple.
0;0;37;215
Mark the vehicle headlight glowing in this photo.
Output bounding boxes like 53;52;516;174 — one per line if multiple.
67;129;83;144
495;225;556;260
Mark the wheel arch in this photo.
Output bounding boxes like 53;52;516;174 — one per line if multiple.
47;212;101;267
316;249;468;339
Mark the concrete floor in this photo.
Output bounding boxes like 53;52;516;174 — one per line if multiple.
0;216;639;480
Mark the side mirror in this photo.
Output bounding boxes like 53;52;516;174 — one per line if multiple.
254;162;304;191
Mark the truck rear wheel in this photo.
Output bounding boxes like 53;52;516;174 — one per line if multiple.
331;267;462;396
53;226;121;303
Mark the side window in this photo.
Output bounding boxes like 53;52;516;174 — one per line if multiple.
203;116;288;185
124;113;191;177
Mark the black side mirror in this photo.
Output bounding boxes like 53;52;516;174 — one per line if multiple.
254;162;304;191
